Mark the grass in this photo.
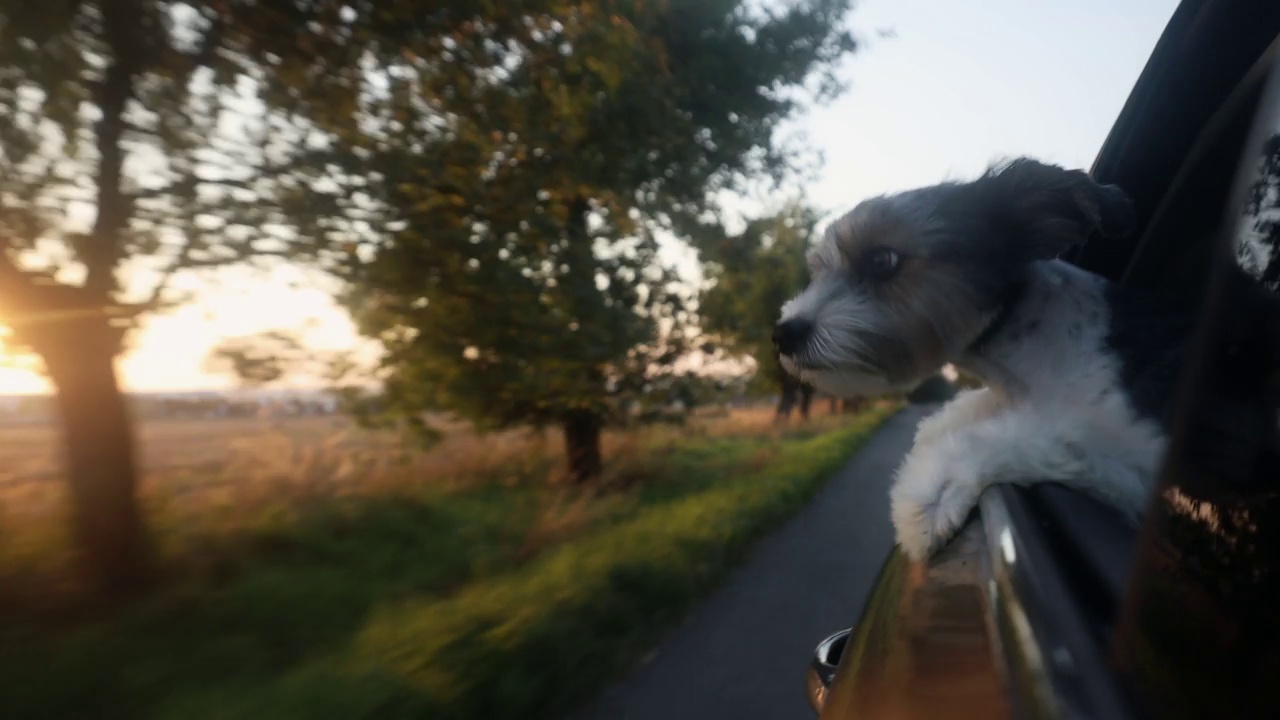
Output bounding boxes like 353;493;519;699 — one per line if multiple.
0;402;896;719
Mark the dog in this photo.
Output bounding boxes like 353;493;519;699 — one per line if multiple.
775;158;1193;560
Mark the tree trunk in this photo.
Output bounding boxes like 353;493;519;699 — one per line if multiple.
775;383;797;422
0;0;151;596
775;364;798;422
41;324;152;595
798;383;814;421
562;410;603;485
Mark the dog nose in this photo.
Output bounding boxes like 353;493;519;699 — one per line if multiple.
773;319;812;356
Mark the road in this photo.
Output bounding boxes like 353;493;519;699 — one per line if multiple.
571;404;933;720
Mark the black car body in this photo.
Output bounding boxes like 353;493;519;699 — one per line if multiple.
808;2;1280;718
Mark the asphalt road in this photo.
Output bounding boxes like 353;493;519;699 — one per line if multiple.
571;404;933;720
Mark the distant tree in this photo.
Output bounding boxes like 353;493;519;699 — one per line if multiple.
699;203;821;421
837;397;866;414
314;1;857;484
205;331;307;388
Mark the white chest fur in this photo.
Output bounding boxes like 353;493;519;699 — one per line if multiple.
890;261;1168;560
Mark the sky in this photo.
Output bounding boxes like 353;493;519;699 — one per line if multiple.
0;0;1181;394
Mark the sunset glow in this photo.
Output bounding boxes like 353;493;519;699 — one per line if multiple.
0;265;366;394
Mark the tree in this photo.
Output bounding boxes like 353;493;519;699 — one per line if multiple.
318;1;856;483
699;203;821;420
0;0;384;592
204;330;306;387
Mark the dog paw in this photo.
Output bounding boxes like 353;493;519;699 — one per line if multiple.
890;446;983;561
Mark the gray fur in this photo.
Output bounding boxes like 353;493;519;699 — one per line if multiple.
779;158;1133;395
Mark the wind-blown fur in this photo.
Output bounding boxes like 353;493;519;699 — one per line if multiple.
777;158;1188;560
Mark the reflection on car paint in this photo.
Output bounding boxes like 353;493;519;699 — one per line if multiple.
816;520;1011;720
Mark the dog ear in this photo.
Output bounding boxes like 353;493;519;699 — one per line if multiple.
978;157;1135;261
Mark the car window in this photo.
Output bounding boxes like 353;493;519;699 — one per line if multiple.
1112;51;1280;720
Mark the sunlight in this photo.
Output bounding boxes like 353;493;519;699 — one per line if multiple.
0;367;48;395
0;267;367;395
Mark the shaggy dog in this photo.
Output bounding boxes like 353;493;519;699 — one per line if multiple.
774;158;1191;560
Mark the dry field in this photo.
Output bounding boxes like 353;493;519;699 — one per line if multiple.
0;401;865;573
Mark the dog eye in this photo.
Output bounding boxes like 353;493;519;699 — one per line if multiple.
862;247;901;281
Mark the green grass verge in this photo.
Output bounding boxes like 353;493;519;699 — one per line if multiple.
0;406;895;720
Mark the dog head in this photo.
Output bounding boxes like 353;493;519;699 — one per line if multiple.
775;158;1134;397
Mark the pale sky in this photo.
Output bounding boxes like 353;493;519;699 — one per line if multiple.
0;0;1180;394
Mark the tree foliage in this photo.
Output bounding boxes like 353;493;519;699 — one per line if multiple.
204;330;306;386
303;0;856;480
0;1;359;334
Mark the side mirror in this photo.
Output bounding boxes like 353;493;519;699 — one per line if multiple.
805;628;850;715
